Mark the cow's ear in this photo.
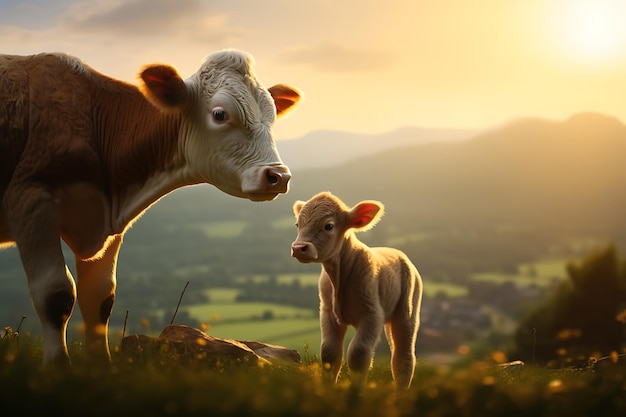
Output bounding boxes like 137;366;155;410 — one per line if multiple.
293;200;306;217
268;84;301;117
140;64;188;110
348;201;384;231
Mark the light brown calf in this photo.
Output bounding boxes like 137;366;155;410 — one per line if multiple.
0;50;300;365
291;191;422;388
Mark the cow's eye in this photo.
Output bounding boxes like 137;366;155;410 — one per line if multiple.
325;223;334;231
212;108;229;123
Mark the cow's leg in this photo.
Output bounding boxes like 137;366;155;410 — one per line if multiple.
388;313;419;389
6;190;75;366
75;234;122;362
346;311;383;381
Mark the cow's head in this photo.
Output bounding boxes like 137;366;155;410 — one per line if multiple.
140;50;300;201
291;191;385;263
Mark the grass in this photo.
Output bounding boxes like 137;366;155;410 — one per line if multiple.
2;331;626;416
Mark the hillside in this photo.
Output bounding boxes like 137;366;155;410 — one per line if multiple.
284;112;626;235
108;111;626;279
4;112;622;274
1;112;625;336
276;126;479;169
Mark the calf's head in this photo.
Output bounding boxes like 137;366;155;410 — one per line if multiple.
291;192;384;263
140;50;300;201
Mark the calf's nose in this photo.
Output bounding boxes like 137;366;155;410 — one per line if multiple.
291;241;318;261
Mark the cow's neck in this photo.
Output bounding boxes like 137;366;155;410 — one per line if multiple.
95;86;192;233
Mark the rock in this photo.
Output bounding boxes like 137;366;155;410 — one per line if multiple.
121;324;301;366
160;324;267;365
498;360;525;369
239;340;301;363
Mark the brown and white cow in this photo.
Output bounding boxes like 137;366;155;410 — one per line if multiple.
0;50;300;365
291;192;422;389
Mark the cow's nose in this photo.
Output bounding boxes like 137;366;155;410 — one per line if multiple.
265;166;291;189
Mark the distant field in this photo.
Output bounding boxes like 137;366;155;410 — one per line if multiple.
208;318;321;353
386;232;432;246
423;281;468;298
203;288;239;303
233;273;319;286
179;258;568;357
183;301;315;323
471;258;567;287
518;259;568;279
181;288;360;356
272;216;298;230
195;221;247;238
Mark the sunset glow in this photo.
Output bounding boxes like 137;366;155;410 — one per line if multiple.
0;0;625;139
552;0;626;65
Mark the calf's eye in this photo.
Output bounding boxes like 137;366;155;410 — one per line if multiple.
325;223;334;231
212;108;229;122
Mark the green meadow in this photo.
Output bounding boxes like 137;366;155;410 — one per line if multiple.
177;288;335;357
162;258;568;358
2;331;625;417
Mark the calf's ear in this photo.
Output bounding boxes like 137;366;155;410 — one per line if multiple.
293;200;306;217
140;64;188;110
349;201;384;231
269;84;301;117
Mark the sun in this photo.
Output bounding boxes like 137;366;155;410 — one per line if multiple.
552;0;626;65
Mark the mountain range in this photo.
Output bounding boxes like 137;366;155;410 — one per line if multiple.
276;126;479;169
1;112;625;284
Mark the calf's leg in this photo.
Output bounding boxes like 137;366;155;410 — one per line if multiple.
388;314;419;389
319;276;347;382
75;234;122;362
320;304;347;383
346;312;384;381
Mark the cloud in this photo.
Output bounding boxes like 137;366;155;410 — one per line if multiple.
278;41;394;73
58;0;242;43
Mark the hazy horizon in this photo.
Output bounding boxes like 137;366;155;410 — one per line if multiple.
2;0;625;140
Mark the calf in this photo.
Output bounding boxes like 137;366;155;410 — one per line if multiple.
0;49;300;365
291;192;422;388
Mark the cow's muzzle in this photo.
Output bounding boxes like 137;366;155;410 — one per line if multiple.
241;164;291;201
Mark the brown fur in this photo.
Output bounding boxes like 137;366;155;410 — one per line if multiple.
291;191;423;389
0;50;300;365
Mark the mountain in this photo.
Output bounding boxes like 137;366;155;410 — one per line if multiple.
2;112;625;288
135;111;626;239
276;127;479;170
119;112;626;274
2;112;625;332
283;112;626;237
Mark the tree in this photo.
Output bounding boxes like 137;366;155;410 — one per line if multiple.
512;245;626;366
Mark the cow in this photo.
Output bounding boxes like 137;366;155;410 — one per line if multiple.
291;192;422;389
0;49;301;366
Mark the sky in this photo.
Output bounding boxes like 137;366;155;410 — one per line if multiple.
1;0;625;141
